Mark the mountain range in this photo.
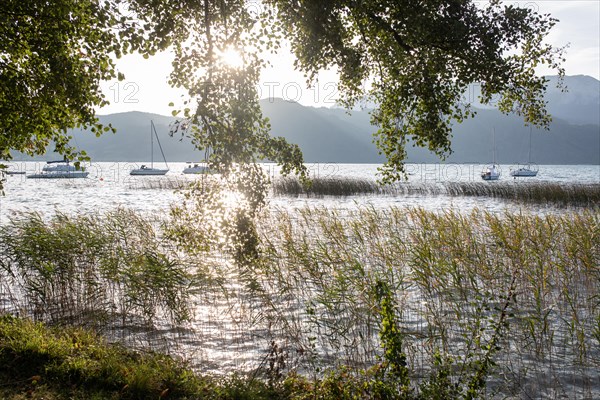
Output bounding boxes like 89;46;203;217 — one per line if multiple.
15;75;600;165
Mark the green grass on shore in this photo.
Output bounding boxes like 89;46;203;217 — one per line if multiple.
0;315;419;400
0;315;208;399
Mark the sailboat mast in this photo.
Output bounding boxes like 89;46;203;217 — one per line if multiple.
528;126;532;165
493;128;497;164
151;120;169;169
150;120;154;168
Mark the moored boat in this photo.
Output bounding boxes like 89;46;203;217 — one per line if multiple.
27;160;89;179
510;165;538;177
510;127;539;178
182;162;212;174
481;164;501;181
130;165;169;176
130;120;170;176
481;128;501;181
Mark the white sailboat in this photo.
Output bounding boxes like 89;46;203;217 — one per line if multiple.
510;126;538;177
130;120;169;176
481;128;501;181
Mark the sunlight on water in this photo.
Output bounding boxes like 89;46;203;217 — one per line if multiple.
1;162;599;223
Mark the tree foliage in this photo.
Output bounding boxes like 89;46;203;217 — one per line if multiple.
1;0;564;183
153;0;307;180
0;0;153;163
269;0;564;181
146;0;564;182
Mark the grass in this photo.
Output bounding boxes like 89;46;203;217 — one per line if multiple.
0;314;296;399
1;205;599;398
272;176;600;206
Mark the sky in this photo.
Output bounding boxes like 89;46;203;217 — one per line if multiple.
98;1;600;116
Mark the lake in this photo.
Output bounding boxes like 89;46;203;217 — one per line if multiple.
1;161;599;398
1;162;598;223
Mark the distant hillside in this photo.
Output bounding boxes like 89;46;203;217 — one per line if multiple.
263;98;599;164
545;75;600;126
262;99;380;163
468;75;600;126
12;75;600;165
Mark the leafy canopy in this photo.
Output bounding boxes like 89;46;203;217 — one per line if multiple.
140;0;565;182
269;0;564;181
1;0;563;183
0;0;168;164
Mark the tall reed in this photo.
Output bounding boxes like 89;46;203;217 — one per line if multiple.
1;204;598;397
272;176;600;206
249;206;599;397
0;209;192;333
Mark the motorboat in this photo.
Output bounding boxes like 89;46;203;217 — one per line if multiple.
130;120;170;176
182;162;211;174
27;160;89;179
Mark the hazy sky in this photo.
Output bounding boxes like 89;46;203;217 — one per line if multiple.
98;1;600;115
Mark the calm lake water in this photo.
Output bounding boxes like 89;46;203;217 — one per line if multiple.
1;162;599;223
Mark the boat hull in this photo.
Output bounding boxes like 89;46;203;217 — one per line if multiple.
27;160;88;179
182;166;211;174
130;168;169;176
27;172;89;179
481;174;500;181
510;169;538;177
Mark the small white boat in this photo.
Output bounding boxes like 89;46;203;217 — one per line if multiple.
182;162;211;174
130;165;169;176
130;120;170;176
27;160;89;179
510;165;538;177
481;164;501;181
481;128;501;181
510;127;538;178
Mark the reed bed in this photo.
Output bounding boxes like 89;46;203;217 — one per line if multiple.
1;206;599;398
126;176;199;190
273;176;397;196
272;176;600;206
0;210;191;332
445;181;600;205
250;207;600;398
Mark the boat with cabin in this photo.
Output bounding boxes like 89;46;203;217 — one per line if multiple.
481;128;501;181
182;162;212;174
27;159;89;179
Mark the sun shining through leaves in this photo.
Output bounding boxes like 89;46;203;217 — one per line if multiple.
219;47;244;69
166;165;268;265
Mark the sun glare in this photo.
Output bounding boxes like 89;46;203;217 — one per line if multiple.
220;47;244;69
221;190;244;209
